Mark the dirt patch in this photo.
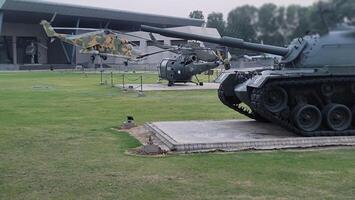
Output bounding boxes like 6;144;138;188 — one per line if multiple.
115;126;168;156
121;126;152;145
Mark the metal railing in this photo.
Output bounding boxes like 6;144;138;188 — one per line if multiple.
98;71;144;95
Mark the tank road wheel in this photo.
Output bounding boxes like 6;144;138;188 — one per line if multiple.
293;104;322;132
263;87;288;113
321;84;335;97
323;104;352;131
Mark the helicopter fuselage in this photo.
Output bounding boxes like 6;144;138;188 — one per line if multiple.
158;56;220;85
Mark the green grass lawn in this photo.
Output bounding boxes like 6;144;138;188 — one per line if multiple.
1;71;355;200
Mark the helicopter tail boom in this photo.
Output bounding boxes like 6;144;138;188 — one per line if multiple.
40;20;59;38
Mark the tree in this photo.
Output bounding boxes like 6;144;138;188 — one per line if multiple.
189;10;204;20
207;12;226;35
309;0;355;34
257;3;286;46
329;0;355;24
216;1;355;56
226;5;258;42
226;5;258;55
286;5;312;39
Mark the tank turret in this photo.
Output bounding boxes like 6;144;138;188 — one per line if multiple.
141;25;355;137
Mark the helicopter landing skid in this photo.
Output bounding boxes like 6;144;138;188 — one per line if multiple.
194;75;204;86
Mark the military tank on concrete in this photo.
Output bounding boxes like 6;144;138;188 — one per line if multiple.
141;24;355;137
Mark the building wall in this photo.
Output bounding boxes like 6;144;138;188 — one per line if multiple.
1;22;48;64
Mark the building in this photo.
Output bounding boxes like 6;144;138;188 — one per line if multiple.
0;0;212;70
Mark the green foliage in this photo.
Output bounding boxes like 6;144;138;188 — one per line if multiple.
226;5;258;42
285;5;313;41
204;0;355;56
207;12;226;35
326;0;355;25
226;5;259;55
189;10;204;20
257;3;286;46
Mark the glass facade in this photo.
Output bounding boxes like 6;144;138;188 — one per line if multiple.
0;36;13;64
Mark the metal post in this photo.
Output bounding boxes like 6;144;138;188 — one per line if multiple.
122;74;125;89
111;72;114;87
140;75;143;92
0;12;3;35
100;70;104;85
12;36;17;65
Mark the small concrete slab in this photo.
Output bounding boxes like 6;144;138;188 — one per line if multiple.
116;83;220;91
145;120;355;152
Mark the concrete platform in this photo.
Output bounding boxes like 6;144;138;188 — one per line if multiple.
145;120;355;152
116;83;220;91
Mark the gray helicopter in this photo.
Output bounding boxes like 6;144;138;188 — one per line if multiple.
147;33;231;86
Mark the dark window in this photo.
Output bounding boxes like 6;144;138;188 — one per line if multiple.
130;41;140;47
0;36;13;64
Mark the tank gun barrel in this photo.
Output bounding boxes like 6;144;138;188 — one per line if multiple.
141;25;290;57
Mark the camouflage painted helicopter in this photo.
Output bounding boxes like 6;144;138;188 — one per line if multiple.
147;33;231;86
40;20;157;62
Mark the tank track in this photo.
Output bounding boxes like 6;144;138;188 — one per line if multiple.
218;84;256;119
250;76;355;137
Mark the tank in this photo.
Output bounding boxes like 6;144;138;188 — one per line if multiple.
141;25;355;137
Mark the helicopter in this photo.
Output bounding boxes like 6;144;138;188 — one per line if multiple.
40;18;161;64
147;33;231;86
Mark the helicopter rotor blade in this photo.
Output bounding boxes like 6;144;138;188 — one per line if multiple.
50;27;152;41
110;30;152;41
136;49;176;59
49;12;57;24
52;27;102;31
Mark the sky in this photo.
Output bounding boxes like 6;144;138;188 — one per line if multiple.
46;0;319;19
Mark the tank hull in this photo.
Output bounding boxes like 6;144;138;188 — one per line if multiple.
220;67;355;136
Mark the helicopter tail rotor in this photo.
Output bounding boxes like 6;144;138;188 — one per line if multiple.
40;20;59;38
